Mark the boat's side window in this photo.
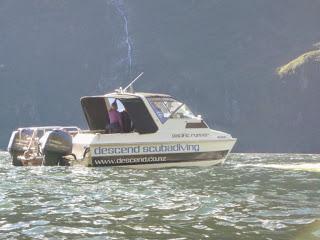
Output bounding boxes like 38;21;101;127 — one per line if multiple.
147;97;196;123
148;100;168;123
121;98;158;134
170;104;196;119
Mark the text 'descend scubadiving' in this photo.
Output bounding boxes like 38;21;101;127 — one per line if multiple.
93;143;200;156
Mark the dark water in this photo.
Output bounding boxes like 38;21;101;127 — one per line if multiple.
0;152;319;240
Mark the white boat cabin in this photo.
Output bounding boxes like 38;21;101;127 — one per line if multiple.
80;92;208;135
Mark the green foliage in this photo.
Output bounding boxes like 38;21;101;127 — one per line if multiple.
277;50;320;77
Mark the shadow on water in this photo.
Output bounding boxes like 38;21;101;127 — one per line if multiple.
0;151;319;239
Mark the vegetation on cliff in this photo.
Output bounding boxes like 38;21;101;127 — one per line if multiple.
277;49;320;77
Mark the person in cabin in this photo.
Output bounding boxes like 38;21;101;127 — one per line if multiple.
121;108;134;133
108;101;123;133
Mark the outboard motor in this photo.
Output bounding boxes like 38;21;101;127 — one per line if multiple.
8;129;33;166
7;131;24;166
40;130;73;166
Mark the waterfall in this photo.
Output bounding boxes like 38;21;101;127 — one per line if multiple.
110;0;133;78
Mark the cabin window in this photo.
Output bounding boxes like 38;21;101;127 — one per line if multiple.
147;97;196;123
121;98;158;134
81;97;109;131
81;96;158;134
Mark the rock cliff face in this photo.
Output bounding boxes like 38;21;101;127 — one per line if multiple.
275;49;320;152
1;0;320;152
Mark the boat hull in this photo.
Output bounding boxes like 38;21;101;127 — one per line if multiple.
117;158;226;169
8;127;237;168
74;138;237;168
90;150;229;168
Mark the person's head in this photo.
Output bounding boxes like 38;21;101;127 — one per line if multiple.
111;101;118;110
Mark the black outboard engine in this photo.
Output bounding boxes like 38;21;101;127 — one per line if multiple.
40;130;73;166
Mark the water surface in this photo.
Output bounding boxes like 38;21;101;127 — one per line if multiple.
0;152;319;239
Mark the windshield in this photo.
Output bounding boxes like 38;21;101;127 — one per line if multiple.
147;97;196;123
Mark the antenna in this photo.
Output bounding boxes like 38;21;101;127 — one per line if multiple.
123;72;144;92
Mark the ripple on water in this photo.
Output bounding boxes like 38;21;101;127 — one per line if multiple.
0;152;319;239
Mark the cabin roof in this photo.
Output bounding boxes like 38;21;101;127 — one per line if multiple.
81;92;172;100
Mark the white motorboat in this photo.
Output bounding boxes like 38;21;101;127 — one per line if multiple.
8;76;237;168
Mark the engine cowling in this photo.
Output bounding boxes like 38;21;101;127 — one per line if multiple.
40;130;73;166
